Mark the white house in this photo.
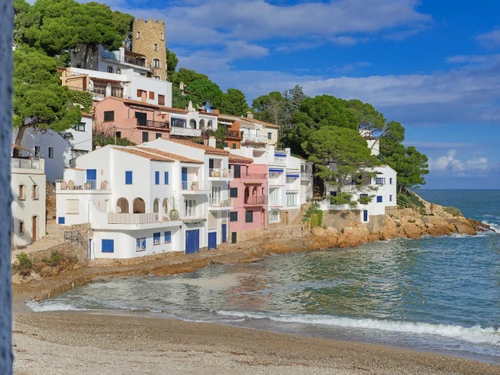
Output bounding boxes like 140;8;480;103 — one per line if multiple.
143;138;232;251
11;146;46;248
13;113;94;182
55;145;206;259
300;159;314;205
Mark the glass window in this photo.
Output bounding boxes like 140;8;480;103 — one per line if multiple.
233;165;241;178
230;188;238;198
136;237;146;251
107;66;113;73
19;221;25;234
116;131;121;139
34;146;40;158
245;211;253;223
375;178;385;185
232;143;236;149
104;111;114;122
142;132;149;142
171;118;187;128
153;232;161;245
73;123;86;132
230;212;238;222
153;59;160;68
135;112;147;126
268;132;272;140
164;231;171;243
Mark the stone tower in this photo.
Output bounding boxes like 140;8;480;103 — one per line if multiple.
132;18;167;81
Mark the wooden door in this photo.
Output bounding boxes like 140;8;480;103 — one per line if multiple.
32;216;37;242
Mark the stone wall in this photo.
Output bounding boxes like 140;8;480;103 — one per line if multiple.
323;210;361;231
132;18;167;80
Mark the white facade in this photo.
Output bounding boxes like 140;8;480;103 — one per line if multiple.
11;157;46;247
168;107;218;138
13;114;93;182
300;160;314;205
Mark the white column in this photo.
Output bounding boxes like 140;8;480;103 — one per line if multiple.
0;0;13;372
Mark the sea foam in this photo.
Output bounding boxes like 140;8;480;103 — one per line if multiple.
217;310;500;346
26;300;85;312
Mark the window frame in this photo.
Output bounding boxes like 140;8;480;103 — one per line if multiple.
102;239;115;253
245;210;253;223
153;232;161;246
164;171;169;185
229;187;238;198
18;185;25;200
230;211;238;222
125;171;133;185
164;231;172;244
268;132;272;140
142;131;149;142
233;165;241;178
48;147;54;159
66;199;79;215
136;237;146;252
103;111;115;122
155;171;160;185
377;196;383;203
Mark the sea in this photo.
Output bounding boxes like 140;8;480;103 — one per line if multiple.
28;190;500;364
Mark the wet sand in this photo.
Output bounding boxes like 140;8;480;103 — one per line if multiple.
13;311;500;375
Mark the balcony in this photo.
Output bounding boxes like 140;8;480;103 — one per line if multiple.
226;130;243;139
209;198;233;210
181;181;211;194
108;213;165;225
241;173;267;180
209;168;233;180
301;172;312;180
181;208;207;222
11;158;44;171
56;179;110;191
242;134;268;144
170;127;202;137
136;119;170;129
244;196;267;206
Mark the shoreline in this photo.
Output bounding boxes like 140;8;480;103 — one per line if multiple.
13;310;500;375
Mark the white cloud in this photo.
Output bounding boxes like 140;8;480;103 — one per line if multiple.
225;41;269;60
477;28;500;49
428;149;497;177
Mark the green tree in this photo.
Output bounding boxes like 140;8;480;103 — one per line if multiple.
166;48;178;80
13;48;82;155
220;88;249;116
346;99;386;135
302;127;379;203
252;91;284;124
171;68;208;87
187;78;224;109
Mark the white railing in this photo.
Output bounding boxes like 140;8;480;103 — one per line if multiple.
108;213;171;225
301;172;312;180
181;181;211;192
56;179;111;191
209;168;233;179
170;127;202;137
242;134;268;144
181;209;208;220
210;198;233;208
11;158;44;171
272;157;286;165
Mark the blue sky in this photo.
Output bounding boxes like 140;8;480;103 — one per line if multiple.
106;0;500;189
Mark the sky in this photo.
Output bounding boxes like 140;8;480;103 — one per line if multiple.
103;0;500;189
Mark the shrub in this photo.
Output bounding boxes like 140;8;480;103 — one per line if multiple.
358;195;373;205
408;219;416;223
68;90;93;113
42;251;64;267
444;206;462;217
330;192;357;207
13;253;32;277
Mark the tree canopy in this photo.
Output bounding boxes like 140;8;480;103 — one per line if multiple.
220;88;250;116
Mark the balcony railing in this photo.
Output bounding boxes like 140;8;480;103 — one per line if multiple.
108;213;170;225
181;181;211;192
56;179;110;191
181;208;208;221
226;130;243;138
210;198;233;208
209;168;232;179
273;157;286;165
241;173;267;179
170;127;202;137
244;196;267;205
11;158;44;171
243;134;268;144
136;119;170;129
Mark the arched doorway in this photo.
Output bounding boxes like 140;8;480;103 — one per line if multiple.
116;198;129;214
153;198;160;214
207;120;214;130
162;198;169;220
133;198;145;213
190;119;197;129
199;119;205;130
244;187;250;204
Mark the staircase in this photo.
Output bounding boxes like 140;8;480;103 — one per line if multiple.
46;182;57;224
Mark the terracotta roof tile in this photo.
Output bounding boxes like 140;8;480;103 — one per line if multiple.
102;97;189;114
136;147;203;164
228;154;254;164
167;138;229;156
114;147;173;162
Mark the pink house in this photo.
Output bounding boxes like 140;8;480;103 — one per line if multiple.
94;97;187;145
228;154;268;243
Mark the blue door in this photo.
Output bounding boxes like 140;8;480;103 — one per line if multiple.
363;210;368;222
182;167;188;190
222;223;227;243
208;232;217;250
185;229;200;254
86;169;97;189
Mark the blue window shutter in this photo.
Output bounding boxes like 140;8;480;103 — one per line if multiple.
377;196;383;203
155;171;160;185
165;231;171;243
164;171;169;185
58;217;65;224
102;239;114;253
125;171;133;185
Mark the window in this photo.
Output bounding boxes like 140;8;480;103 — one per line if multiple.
375;178;385;185
32;185;39;200
233;165;241;178
48;147;54;159
153;232;161;245
111;87;123;98
136;31;141;39
154;43;158;51
116;131;121;139
154;76;160;80
18;185;25;200
34;146;40;158
137;89;146;97
142;132;149;142
171;118;187;128
107;66;113;73
164;231;172;243
155;171;160;185
232;143;236;149
19;221;24;234
135;111;147;126
164;171;169;185
136;237;146;251
73;122;86;132
125;171;133;185
66;199;79;214
390;195;393;202
377;196;383;203
149;91;155;100
104;111;114;122
269;188;281;206
269;209;280;223
230;212;238;222
58;217;65;225
156;133;161;139
268;132;272;140
102;239;114;253
160;32;164;40
223;142;228;148
153;59;160;68
230;188;238;198
286;192;298;207
245;211;253;223
390;178;393;184
158;95;165;106
117;68;122;74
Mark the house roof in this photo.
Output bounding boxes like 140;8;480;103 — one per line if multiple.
217;113;279;129
114;147;173;162
166;138;229;156
136;147;203;164
228;154;254;164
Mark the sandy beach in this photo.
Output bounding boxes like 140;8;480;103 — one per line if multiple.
12;310;500;375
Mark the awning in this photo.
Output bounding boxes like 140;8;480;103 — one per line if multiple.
286;174;299;178
269;168;284;173
274;153;286;157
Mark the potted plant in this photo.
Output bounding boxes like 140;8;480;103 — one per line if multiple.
169;192;180;220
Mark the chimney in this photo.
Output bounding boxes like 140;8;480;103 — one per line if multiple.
213;109;220;115
208;136;216;148
246;111;253;119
